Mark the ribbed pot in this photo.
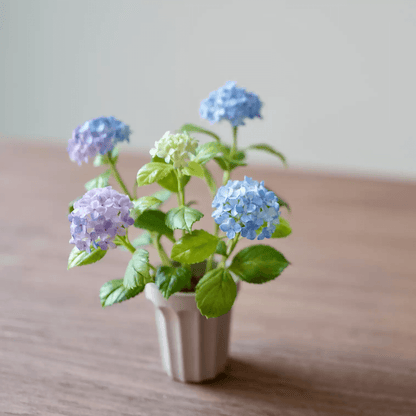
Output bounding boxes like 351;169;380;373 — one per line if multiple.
145;280;240;383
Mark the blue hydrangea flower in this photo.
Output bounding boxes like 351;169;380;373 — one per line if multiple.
199;81;262;127
68;116;131;165
68;186;134;252
212;176;280;240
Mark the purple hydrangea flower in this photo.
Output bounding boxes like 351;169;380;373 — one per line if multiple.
68;116;131;165
68;186;134;252
199;81;262;127
212;176;280;240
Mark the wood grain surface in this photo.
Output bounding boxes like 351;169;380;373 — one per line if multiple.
1;142;415;416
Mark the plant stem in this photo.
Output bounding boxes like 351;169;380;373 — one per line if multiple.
116;235;136;254
226;234;240;257
132;181;138;200
222;170;230;185
107;153;133;199
231;126;238;157
154;235;172;267
176;171;186;206
221;126;238;186
176;170;186;238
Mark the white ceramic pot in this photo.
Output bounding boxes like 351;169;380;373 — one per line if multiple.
145;279;240;383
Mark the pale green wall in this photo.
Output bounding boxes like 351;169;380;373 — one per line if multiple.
1;0;415;178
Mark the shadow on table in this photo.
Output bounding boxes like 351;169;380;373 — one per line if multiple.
198;357;350;413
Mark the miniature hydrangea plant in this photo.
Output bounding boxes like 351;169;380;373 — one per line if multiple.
67;83;292;318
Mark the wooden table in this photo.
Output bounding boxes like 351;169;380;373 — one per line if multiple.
1;141;415;416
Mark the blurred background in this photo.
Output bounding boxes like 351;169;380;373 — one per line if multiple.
0;0;415;179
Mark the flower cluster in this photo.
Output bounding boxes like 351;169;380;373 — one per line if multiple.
68;116;131;165
199;81;262;127
212;177;280;240
68;187;134;252
149;131;198;168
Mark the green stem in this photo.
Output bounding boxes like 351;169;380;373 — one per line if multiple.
222;170;230;185
154;235;172;267
107;153;133;199
176;171;186;207
133;181;138;200
221;126;238;186
226;234;240;258
206;222;220;273
116;235;136;254
217;235;240;269
231;126;238;157
176;170;186;238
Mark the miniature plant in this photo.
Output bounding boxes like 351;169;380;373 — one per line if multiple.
67;82;291;318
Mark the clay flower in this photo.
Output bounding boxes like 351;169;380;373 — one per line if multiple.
149;131;198;168
68;186;134;252
212;176;280;240
68;116;131;165
199;81;262;127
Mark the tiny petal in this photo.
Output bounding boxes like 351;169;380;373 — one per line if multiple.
227;230;236;239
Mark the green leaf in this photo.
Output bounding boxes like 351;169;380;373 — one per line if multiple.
137;162;174;186
155;266;192;299
148;156;191;193
151;189;172;204
195;268;237;318
116;231;153;251
93;148;119;167
213;157;228;171
180;123;221;142
194;142;227;164
123;249;151;289
171;230;219;264
213;146;247;170
215;240;227;256
229;245;289;284
67;246;107;269
158;171;190;193
131;232;153;247
132;248;150;273
202;165;217;195
134;210;174;241
214;155;247;171
271;218;292;238
247;144;287;167
100;279;142;307
85;169;111;191
165;206;204;232
131;196;162;219
233;150;246;161
182;161;205;179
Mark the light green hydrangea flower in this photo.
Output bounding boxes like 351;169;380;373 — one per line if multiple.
150;131;198;168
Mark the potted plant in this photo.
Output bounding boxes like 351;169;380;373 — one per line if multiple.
67;81;292;383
